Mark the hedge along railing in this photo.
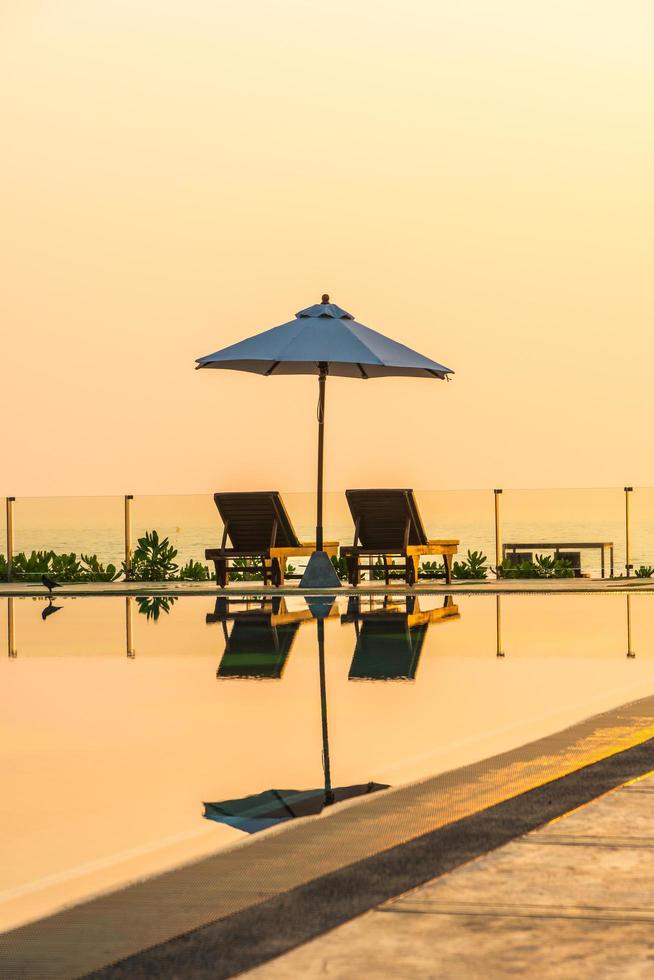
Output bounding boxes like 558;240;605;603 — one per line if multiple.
2;488;654;582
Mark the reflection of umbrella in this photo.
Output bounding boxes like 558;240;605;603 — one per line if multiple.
204;782;386;835
204;594;389;832
196;296;453;586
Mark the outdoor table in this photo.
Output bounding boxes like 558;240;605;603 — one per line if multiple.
502;541;614;578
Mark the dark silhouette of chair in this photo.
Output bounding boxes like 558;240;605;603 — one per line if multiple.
340;489;458;585
208;597;310;679
343;595;459;680
205;491;337;587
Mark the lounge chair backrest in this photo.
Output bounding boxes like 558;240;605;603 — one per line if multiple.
345;489;428;549
213;492;301;550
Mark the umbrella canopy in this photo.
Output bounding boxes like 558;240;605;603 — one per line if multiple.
196;299;452;379
196;296;453;586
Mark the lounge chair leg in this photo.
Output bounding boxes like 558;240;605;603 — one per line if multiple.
405;555;417;586
214;560;228;589
444;555;452;585
271;558;283;588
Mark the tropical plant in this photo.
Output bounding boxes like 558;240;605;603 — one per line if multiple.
229;557;263;581
178;559;212;581
136;595;177;620
371;557;404;580
79;553;121;582
9;550;82;582
227;557;296;582
125;531;179;581
635;565;654;578
331;555;349;580
452;550;488;580
420;560;446;580
497;555;573;579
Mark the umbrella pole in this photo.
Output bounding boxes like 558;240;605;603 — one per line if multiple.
317;617;334;806
316;364;327;552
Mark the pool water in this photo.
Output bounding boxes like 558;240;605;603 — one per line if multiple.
1;592;654;933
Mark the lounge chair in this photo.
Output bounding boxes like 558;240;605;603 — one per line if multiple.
340;489;459;586
205;491;338;587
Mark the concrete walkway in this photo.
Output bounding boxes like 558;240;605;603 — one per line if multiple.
248;772;654;979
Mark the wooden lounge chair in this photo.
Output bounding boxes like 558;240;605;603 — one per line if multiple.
205;491;338;588
340;489;458;586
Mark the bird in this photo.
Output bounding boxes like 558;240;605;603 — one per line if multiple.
42;575;62;595
42;601;62;620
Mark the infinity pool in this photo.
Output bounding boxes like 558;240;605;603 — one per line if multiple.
2;592;654;933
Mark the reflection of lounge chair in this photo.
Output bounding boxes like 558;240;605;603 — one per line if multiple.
208;597;310;679
205;492;338;587
344;596;459;680
340;489;459;585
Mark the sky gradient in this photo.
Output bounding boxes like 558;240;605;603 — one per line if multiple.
2;1;654;495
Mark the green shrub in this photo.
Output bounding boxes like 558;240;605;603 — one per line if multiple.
79;554;121;582
331;555;349;581
178;559;212;581
420;560;446;580
9;550;82;582
635;565;654;578
452;550;488;579
498;555;573;579
125;531;179;581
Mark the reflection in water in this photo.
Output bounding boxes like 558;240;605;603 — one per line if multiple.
208;596;313;679
496;595;505;658
3;591;654;931
7;598;16;658
125;597;135;658
41;600;63;621
627;594;635;658
136;595;177;621
343;595;460;680
204;594;389;832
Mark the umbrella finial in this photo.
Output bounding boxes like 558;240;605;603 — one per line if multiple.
321;294;330;304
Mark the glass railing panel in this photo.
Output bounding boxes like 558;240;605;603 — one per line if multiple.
132;494;218;571
7;496;124;571
501;487;624;578
628;487;654;577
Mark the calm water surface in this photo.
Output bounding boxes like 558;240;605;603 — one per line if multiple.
1;592;654;932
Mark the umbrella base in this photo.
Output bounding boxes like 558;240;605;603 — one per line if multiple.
299;551;341;589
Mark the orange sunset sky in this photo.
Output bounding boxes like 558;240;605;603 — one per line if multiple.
2;1;654;496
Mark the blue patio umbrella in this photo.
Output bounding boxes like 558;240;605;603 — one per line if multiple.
196;296;453;586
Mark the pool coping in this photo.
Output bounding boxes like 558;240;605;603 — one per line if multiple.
1;578;653;598
2;694;654;979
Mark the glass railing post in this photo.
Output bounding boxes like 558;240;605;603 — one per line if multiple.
493;489;502;577
624;487;633;577
124;495;133;578
5;497;15;582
